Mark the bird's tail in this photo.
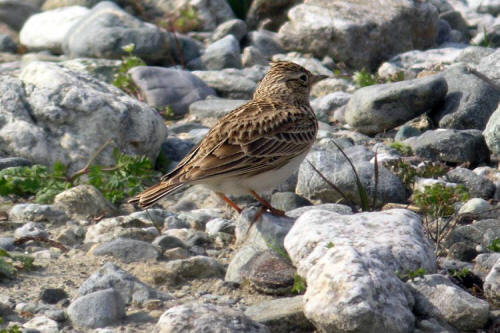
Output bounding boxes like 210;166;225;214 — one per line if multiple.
128;182;185;208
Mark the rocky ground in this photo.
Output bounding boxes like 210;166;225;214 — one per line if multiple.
1;0;500;332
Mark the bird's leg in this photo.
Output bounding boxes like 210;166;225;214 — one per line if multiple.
249;190;286;217
216;192;242;214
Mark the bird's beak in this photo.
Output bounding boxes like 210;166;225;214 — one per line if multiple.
311;74;328;85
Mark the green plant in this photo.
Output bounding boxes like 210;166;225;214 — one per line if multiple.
173;6;201;33
291;274;306;294
352;68;377;87
386;160;449;190
264;236;291;262
411;183;469;218
112;44;146;97
488;238;500;252
161;105;175;120
227;0;253;19
450;267;471;279
0;248;35;280
396;267;426;282
389;142;413;156
0;323;22;333
326;241;335;249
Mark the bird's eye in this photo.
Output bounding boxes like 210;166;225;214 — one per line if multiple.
299;74;307;82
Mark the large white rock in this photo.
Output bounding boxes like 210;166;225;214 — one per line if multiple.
484;257;500;306
20;6;89;53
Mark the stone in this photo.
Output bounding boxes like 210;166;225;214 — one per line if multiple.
241;46;267;67
160;137;195;163
212;19;247;42
409;274;489;331
54;185;116;219
152;235;187;250
456;45;495;65
129;66;215;117
469;0;500;15
0;0;38;31
310;92;351;123
403;129;490;165
246;0;300;31
0;237;14;251
0;62;167;174
67;288;125;329
345;74;447;135
431;63;500;130
153;256;225;287
0;34;16;53
476;49;500;86
247;30;284;58
192;69;257;99
156;303;269;333
20;6;89;53
484;258;500;306
446;168;495;199
286;203;353;218
205;218;235;235
8;204;68;224
59;57;121;83
78;262;170;305
458;198;494;216
285;208;436;333
270;192;311;212
272;52;333;76
395;125;421;141
414;317;459;333
62;1;168;62
296;147;407;207
245;296;313;332
91;238;161;263
484;104;500;156
278;0;439;70
39;288;68;304
446;219;500;258
14;222;48;239
189;98;247;120
201;35;241;70
23;316;59;333
0;157;31;170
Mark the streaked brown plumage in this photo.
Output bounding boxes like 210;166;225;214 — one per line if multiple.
129;61;322;216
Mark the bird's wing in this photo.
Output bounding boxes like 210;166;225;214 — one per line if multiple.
162;99;317;185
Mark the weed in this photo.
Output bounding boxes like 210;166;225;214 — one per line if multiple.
291;274;307;294
174;6;201;33
112;44;146;98
264;236;291;262
389;142;413;156
326;241;335;249
386;160;449;190
0;248;35;280
411;183;469;218
396;267;426;282
450;267;471;279
0;319;21;333
160;105;175;120
352;68;377;87
488;238;500;252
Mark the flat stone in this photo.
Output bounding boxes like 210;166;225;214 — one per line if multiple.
152;256;225;287
54;185;116;219
91;238;160;263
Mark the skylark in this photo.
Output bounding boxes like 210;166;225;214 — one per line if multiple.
130;61;322;217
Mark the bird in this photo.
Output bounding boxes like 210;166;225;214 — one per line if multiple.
129;61;323;218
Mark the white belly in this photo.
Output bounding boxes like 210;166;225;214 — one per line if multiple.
201;151;309;196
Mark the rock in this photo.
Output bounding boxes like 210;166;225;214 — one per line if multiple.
212;19;247;42
0;61;167;173
201;35;241;70
272;52;333;76
484;104;500;156
431;63;500;130
129;66;215;117
59;57;121;83
446;167;495;199
0;34;17;53
78;262;170;305
475;253;500;279
192;69;257;99
286;203;353;218
446;219;500;259
189;98;247;120
205;218;235;235
160;137;195;163
345;74;447;135
476;49;500;86
62;1;167;62
469;0;500;15
0;0;38;31
0;237;15;251
152;235;187;251
67;288;125;329
0;157;32;170
14;222;48;239
278;0;439;70
270;192;311;212
409;274;489;331
8;204;68;224
296;147;407;207
310;92;351;123
156;303;269;333
458;198;494;216
246;0;300;31
54;185;116;219
152;256;225;287
484;258;500;306
39;288;68;304
241;46;267;67
23;316;59;333
404;129;490;165
456;45;495;65
91;238;161;263
20;6;89;53
395;125;421;141
247;30;284;58
414;317;459;333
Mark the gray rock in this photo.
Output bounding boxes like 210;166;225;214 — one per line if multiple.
414;317;459;333
484;257;500;306
446;167;495;199
62;1;167;62
296;147;407;207
129;66;215;117
409;274;489;331
469;0;500;15
246;0;300;31
270;192;311;212
476;49;500;86
484;104;500;156
0;237;14;251
285;208;436;333
0;61;167;174
474;253;500;279
152;235;187;250
247;30;283;58
404;129;490;165
0;34;17;53
8;204;68;224
458;198;494;217
14;222;48;239
78;262;170;305
205;218;235;235
158;256;225;287
59;57;121;83
245;296;313;332
272;52;333;77
395;125;421;141
67;288;125;329
310;91;351;123
241;46;267;67
201;35;241;70
23;315;59;333
345;75;447;135
212;19;247;42
39;288;68;304
286;203;353;218
156;303;269;333
446;219;500;258
0;0;38;31
54;185;116;219
160;137;195;163
192;69;257;99
456;46;495;65
0;157;31;170
279;0;439;70
189;98;248;120
91;238;160;263
20;6;89;53
431;63;500;130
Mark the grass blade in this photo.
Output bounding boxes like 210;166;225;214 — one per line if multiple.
371;149;379;210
